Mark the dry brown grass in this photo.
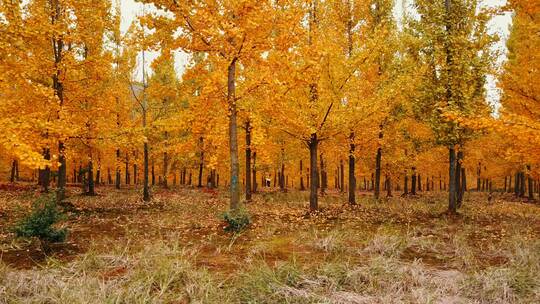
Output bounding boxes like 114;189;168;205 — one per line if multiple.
1;185;539;303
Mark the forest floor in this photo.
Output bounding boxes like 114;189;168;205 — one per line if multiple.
1;184;539;303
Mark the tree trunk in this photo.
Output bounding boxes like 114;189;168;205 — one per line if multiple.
115;149;121;189
125;154;129;185
411;168;417;195
42;149;51;193
457;168;466;208
520;171;525;198
404;171;408;195
386;176;392;197
455;150;463;205
477;163;481;191
527;165;534;200
374;126;383;199
87;159;95;195
448;147;457;214
340;159;344;193
133;163;138;185
348;132;356;205
10;160;17;183
300;160;305;191
245;121;252;201
198;137;204;188
280;164;285;191
309;133;319;211
143;142;150;201
152;159;155;186
57;142;67;201
228;58;241;211
252;152;257;193
162;150;169;188
96;158;102;185
320;153;326;195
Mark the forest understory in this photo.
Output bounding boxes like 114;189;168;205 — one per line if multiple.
1;185;539;303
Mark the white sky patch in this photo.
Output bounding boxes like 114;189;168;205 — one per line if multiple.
122;0;512;105
121;0;189;81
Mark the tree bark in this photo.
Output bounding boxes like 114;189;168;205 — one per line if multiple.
228;58;241;211
162;151;169;188
340;159;344;193
245;121;252;201
448;147;457;214
115;149;121;189
41;149;51;193
198;137;204;187
527;165;534;200
411;168;417;195
320;153;326;195
348;132;356;205
300;160;305;191
252;152;257;193
86;159;95;195
374;126;383;199
455;150;463;205
309;133;319;211
10;160;17;183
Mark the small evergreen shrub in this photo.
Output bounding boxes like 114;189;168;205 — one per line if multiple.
13;195;68;244
222;208;251;233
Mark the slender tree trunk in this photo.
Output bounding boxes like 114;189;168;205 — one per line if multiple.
455;150;463;205
10;160;17;183
386;176;392;197
143;142;150;201
411;168;417;195
527;165;534;200
520;171;526;198
300;160;305;191
228;58;240;211
340;159;344;193
125;154;129;185
162;151;169;188
309;134;319;211
404;171;409;195
374;126;383;199
108;168;112;184
448;147;457;214
252;152;257;193
198;137;204;188
320;153;326;195
280;163;285;191
152;159;155;186
458;168;466;208
87;159;95;195
115;149;121;189
42;149;51;193
348;132;356;205
245;121;252;201
477;163;481;191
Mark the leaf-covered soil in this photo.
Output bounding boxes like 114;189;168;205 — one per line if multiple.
1;184;539;303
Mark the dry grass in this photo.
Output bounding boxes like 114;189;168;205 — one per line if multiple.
1;186;540;303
